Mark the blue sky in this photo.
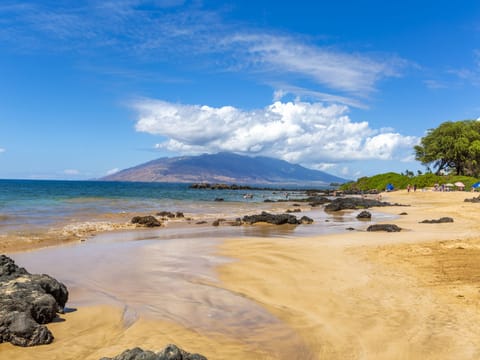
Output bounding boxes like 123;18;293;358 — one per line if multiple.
1;0;479;180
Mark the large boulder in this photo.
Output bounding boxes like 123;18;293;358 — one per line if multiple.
0;255;68;346
100;344;208;360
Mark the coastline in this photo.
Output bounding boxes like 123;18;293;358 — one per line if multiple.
2;190;480;358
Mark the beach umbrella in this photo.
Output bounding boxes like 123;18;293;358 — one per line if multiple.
454;181;465;187
444;183;454;187
472;181;480;189
386;183;394;191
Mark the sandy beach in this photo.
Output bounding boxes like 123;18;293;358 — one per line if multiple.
2;190;480;359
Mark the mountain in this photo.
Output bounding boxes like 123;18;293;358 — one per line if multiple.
101;152;348;185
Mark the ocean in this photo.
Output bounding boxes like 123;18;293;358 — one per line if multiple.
0;179;316;233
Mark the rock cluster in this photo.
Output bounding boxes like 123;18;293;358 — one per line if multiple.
157;211;184;219
100;344;207;360
242;211;313;225
464;196;480;203
419;217;454;224
324;197;402;212
0;255;68;347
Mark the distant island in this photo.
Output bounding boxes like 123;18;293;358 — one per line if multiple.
101;152;348;185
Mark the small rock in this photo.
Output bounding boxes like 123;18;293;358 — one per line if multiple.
356;210;372;220
131;216;161;227
300;216;314;224
367;224;401;232
419;217;454;224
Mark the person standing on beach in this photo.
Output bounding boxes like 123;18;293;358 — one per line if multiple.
407;184;411;192
413;184;417;192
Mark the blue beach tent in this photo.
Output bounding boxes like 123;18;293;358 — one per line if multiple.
472;181;480;189
386;183;394;191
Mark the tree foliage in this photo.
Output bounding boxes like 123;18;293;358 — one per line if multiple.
339;172;478;192
414;120;480;176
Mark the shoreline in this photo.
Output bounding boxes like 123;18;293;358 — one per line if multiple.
3;190;480;358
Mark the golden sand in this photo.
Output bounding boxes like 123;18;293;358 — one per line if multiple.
3;190;480;359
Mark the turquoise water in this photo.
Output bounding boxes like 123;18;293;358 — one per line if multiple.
0;179;310;231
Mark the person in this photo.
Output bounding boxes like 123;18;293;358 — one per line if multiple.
407;184;411;192
413;184;417;192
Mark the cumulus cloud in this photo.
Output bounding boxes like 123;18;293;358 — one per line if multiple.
133;99;418;169
0;148;5;153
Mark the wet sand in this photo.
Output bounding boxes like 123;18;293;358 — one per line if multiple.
3;191;480;358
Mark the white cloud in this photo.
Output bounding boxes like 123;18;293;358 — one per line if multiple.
106;168;120;175
226;34;405;96
0;148;5;153
133;99;418;168
64;169;80;175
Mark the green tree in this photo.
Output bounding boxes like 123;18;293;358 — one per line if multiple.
414;120;480;176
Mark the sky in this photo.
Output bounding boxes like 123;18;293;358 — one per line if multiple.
1;0;480;180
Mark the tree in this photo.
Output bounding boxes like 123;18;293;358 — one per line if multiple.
414;120;480;176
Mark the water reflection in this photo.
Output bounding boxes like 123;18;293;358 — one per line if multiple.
11;237;314;359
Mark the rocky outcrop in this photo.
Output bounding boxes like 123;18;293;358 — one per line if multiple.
100;344;207;360
366;224;402;232
0;255;68;347
242;212;313;225
465;196;480;203
131;216;162;227
325;197;402;212
419;217;454;224
190;183;253;190
356;210;372;220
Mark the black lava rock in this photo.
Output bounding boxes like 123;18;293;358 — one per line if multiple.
356;210;372;220
100;344;208;360
366;224;402;232
419;217;454;224
131;216;162;227
325;197;401;212
0;255;69;347
242;211;313;225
